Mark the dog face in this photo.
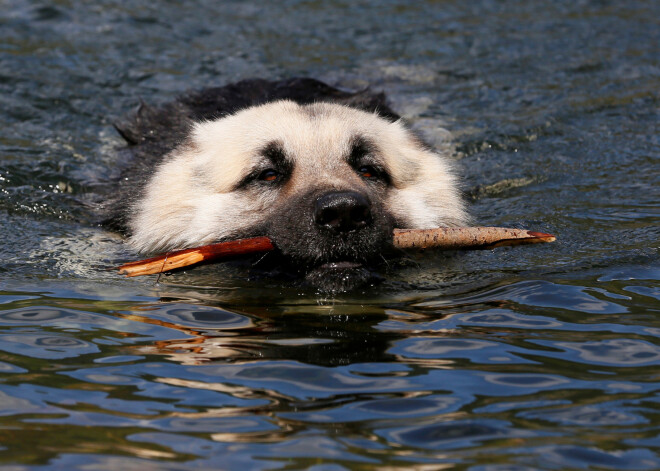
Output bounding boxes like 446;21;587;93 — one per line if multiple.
128;100;468;289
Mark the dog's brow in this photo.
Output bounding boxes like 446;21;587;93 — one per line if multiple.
347;135;378;164
260;141;290;168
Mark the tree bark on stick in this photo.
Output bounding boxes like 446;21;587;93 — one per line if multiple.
117;227;555;277
393;227;555;250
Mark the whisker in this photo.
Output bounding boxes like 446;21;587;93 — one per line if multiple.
252;250;272;267
155;252;170;284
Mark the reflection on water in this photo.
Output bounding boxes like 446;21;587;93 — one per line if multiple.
0;272;658;468
1;0;659;468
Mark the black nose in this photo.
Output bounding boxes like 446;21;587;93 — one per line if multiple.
315;191;372;233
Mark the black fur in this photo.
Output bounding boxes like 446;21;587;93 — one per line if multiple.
103;78;399;234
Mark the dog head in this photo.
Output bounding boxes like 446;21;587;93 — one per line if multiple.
128;100;468;289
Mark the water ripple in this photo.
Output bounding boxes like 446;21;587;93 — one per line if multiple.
0;332;98;359
519;403;649;426
281;395;463;423
135;303;253;330
533;339;660;366
390;337;537;364
0;305;187;341
382;419;529;450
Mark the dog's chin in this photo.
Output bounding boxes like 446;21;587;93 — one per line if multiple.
303;261;379;293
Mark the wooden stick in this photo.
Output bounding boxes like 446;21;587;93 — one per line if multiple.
117;227;555;277
118;236;275;277
393;227;556;250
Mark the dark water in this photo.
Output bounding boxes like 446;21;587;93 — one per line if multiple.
1;0;659;469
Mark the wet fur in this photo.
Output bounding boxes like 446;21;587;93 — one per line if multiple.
103;78;468;290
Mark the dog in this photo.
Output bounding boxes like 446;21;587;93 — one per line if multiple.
103;78;468;291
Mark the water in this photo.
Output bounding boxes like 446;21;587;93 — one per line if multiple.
1;0;659;469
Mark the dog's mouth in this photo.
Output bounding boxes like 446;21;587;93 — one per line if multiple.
317;261;363;270
303;259;381;292
250;249;382;292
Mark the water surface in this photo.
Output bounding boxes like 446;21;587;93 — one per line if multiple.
1;1;659;469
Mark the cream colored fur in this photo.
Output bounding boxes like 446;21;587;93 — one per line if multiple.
129;100;468;253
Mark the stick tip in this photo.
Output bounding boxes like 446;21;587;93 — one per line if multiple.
527;231;557;242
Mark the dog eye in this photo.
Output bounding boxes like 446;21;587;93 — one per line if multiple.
358;165;378;179
258;169;279;182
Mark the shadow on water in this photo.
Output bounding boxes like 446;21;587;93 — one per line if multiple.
0;0;659;469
